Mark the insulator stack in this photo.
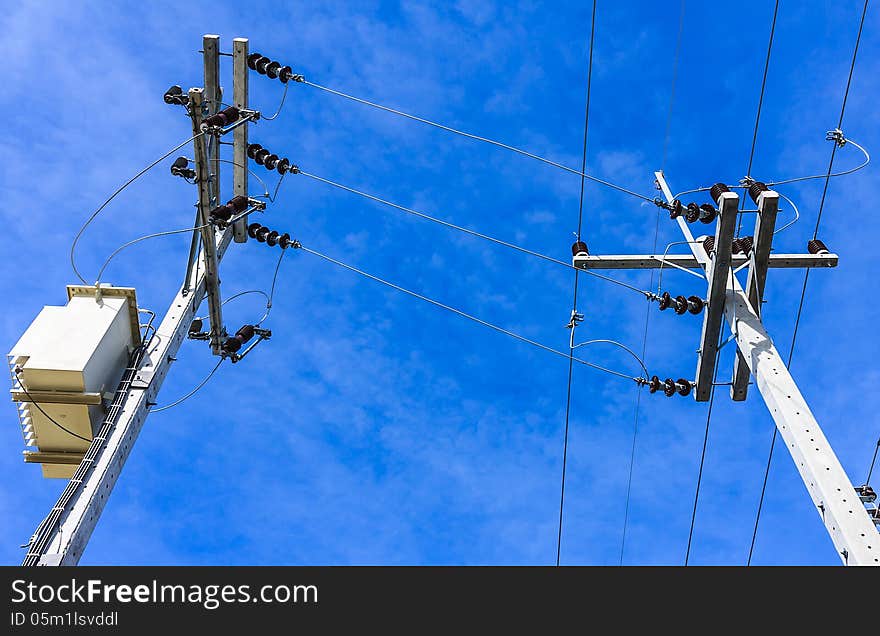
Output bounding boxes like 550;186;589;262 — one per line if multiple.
571;241;589;256
709;183;730;204
807;239;829;255
698;204;717;224
222;324;256;354
202;106;241;129
732;236;754;255
209;195;250;228
657;291;704;315
703;235;715;255
669;198;717;224
647;375;692;397
748;181;769;204
247;52;298;84
247;223;294;249
247;143;297;175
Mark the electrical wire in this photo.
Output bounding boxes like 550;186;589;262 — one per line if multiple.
299;80;658;205
150;358;225;413
12;368;91;443
295;243;644;383
738;0;779;237
684;335;724;566
621;0;686;566
557;0;596;566
258;248;286;325
769;138;870;186
94;224;210;285
747;0;869;566
261;82;290;121
189;157;272;198
865;437;879;485
70;132;206;285
297;169;653;299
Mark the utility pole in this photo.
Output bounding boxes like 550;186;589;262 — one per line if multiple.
232;37;250;243
21;35;256;565
575;171;879;564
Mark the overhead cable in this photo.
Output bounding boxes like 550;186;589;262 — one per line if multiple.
295;243;646;384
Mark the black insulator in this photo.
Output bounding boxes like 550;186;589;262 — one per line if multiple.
247;52;263;70
658;291;672;311
663;378;677;397
266;230;280;247
235;324;256;343
279;65;294;83
687;296;705;315
265;61;282;79
669;199;683;219
222;336;243;354
204;106;240;128
209;203;233;223
807;238;829;255
648;375;662;394
170;156;195;179
703;235;715;255
255;226;271;242
748;181;769;204
571;240;589;256
189;318;203;335
673;295;689;315
264;154;280;170
247;143;263;159
254;148;271;165
698;204;717;224
279;233;292;249
685;202;701;223
276;158;291;174
171;156;188;171
247;222;262;239
675;379;692;397
163;84;188;105
228;195;249;212
255;56;272;74
709;183;730;204
735;236;754;255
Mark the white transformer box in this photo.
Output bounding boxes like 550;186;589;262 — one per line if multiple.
8;285;140;478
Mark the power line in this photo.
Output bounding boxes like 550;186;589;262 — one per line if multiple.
150;358;225;413
747;0;869;566
298;80;659;205
866;437;879;485
557;0;596;568
297;169;653;298
70;132;206;285
684;338;724;566
295;243;644;383
737;0;780;237
620;0;687;566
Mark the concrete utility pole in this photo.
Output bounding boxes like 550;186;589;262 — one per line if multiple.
23;35;253;566
575;170;879;565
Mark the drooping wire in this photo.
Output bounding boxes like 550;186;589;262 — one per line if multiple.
557;0;597;567
150;358;225;413
769;138;869;186
299;82;657;205
70;132;206;285
258;248;286;325
261;82;290;121
620;0;686;567
296;243;644;383
297;170;653;299
94;224;210;285
747;0;869;566
737;0;780;237
12;368;91;443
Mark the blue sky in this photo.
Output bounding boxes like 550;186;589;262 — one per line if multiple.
0;1;877;565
